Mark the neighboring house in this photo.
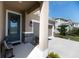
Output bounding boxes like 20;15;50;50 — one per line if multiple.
73;23;79;28
0;1;51;58
54;18;73;33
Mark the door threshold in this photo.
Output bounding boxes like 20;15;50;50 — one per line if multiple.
12;42;21;46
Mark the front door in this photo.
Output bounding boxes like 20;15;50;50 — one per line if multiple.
6;10;21;43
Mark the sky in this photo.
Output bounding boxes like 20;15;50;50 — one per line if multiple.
49;1;79;22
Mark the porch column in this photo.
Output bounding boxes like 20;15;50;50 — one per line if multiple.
0;2;4;42
39;1;48;51
52;26;54;37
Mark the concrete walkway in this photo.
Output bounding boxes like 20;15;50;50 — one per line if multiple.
13;43;34;58
48;37;79;58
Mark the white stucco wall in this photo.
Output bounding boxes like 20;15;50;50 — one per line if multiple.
74;24;79;28
25;8;40;32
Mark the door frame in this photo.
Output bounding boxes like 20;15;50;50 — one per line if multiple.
5;10;22;43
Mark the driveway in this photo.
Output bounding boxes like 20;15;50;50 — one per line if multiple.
48;36;79;58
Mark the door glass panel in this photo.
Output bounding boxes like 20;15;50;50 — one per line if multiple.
10;20;17;34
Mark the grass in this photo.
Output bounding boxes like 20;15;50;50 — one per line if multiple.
47;52;60;58
54;34;79;42
66;35;79;42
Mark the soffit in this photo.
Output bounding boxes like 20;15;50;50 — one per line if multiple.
4;1;39;12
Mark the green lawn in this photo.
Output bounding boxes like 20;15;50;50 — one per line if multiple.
54;34;79;42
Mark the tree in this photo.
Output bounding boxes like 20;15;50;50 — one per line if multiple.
57;24;68;36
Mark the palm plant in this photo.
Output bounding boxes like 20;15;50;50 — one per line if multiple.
57;24;68;36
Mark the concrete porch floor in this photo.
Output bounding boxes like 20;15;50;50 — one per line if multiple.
49;37;79;58
13;43;34;58
12;36;79;58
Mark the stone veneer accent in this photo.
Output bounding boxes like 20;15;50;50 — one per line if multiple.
23;33;34;44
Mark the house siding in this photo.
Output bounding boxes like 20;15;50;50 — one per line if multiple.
0;2;5;42
25;8;40;32
0;2;5;57
25;8;53;37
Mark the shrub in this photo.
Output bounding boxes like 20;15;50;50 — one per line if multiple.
47;52;60;58
67;28;79;36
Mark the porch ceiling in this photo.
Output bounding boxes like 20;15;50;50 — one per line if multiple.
4;1;41;13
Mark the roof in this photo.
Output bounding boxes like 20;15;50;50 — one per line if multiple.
55;18;70;22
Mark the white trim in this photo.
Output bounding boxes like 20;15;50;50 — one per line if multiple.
32;20;53;25
6;10;21;15
23;32;33;34
32;20;40;23
6;10;8;36
20;13;22;43
5;10;22;43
